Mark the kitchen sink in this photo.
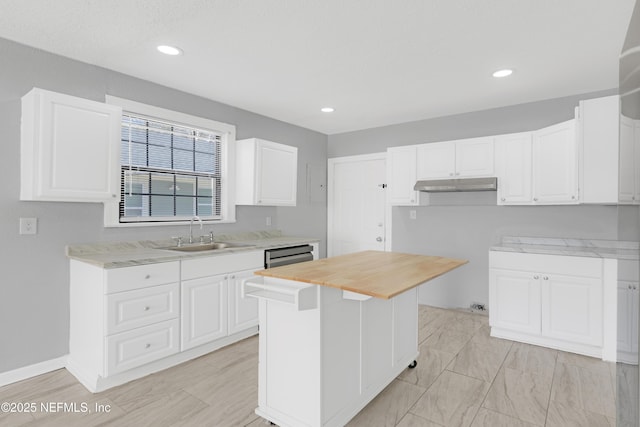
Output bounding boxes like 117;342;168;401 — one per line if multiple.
163;242;255;252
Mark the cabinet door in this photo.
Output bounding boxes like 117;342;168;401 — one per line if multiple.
618;116;636;203
541;273;602;346
489;269;541;335
228;269;260;335
533;120;578;204
495;133;533;205
386;146;418;205
20;88;121;202
455;137;494;177
617;282;633;353
181;274;228;351
633;285;639;355
636;122;640;203
416;142;455;179
255;140;297;206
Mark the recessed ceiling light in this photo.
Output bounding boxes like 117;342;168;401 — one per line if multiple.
157;45;183;56
492;69;513;78
321;107;335;113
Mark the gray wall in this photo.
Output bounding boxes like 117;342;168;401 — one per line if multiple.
328;90;617;158
0;38;327;373
394;201;621;308
328;89;640;309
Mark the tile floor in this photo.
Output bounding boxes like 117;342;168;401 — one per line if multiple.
0;306;631;426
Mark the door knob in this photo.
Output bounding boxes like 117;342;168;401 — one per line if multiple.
376;237;383;242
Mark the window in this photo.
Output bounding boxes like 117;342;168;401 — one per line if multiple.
104;96;236;226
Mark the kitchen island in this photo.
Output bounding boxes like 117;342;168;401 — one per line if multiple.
244;250;466;427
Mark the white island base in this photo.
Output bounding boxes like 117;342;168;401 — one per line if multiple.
245;276;418;427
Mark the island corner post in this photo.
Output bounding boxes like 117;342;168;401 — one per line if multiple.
243;250;467;427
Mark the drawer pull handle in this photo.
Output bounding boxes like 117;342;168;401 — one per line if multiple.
543;276;549;280
145;343;151;349
145;274;151;279
144;306;150;311
533;275;539;280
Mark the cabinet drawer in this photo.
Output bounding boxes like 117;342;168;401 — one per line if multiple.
489;251;602;278
106;283;179;335
105;319;179;376
105;261;179;293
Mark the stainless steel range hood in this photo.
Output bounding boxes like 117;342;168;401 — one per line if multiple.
413;177;498;192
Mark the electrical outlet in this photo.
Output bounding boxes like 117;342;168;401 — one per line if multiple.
19;217;37;235
470;302;486;312
409;210;417;220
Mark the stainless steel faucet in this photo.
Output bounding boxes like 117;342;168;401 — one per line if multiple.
189;216;203;244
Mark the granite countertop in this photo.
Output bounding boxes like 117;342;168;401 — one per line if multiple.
255;250;467;299
66;230;320;269
490;236;640;260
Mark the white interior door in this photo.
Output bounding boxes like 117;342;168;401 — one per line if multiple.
328;154;386;257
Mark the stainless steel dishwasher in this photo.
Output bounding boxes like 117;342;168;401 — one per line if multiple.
264;244;314;268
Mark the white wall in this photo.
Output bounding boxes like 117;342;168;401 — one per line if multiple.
0;38;327;373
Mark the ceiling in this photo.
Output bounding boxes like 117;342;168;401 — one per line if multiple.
0;0;635;134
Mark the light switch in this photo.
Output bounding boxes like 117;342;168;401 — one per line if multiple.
266;216;272;227
19;217;37;235
409;210;417;220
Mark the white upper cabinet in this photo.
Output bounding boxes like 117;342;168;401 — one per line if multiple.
236;138;298;206
20;88;121;202
417;137;494;179
456;137;495;177
619;116;640;204
416;142;454;179
495;132;533;205
386;145;418;205
578;95;620;204
532;119;578;204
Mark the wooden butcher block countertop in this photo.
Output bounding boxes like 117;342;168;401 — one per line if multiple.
254;250;468;299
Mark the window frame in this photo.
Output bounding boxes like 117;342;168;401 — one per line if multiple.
104;96;236;227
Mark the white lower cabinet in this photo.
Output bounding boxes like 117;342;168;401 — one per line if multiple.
68;249;265;392
617;282;638;362
228;269;260;334
106;319;180;376
181;267;261;351
489;269;541;334
489;251;613;359
181;274;229;351
69;260;181;390
541;273;602;346
180;252;263;352
250;280;418;427
617;260;640;364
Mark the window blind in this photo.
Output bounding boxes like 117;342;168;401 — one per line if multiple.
119;113;222;222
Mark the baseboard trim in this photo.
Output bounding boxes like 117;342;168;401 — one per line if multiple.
0;355;68;388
